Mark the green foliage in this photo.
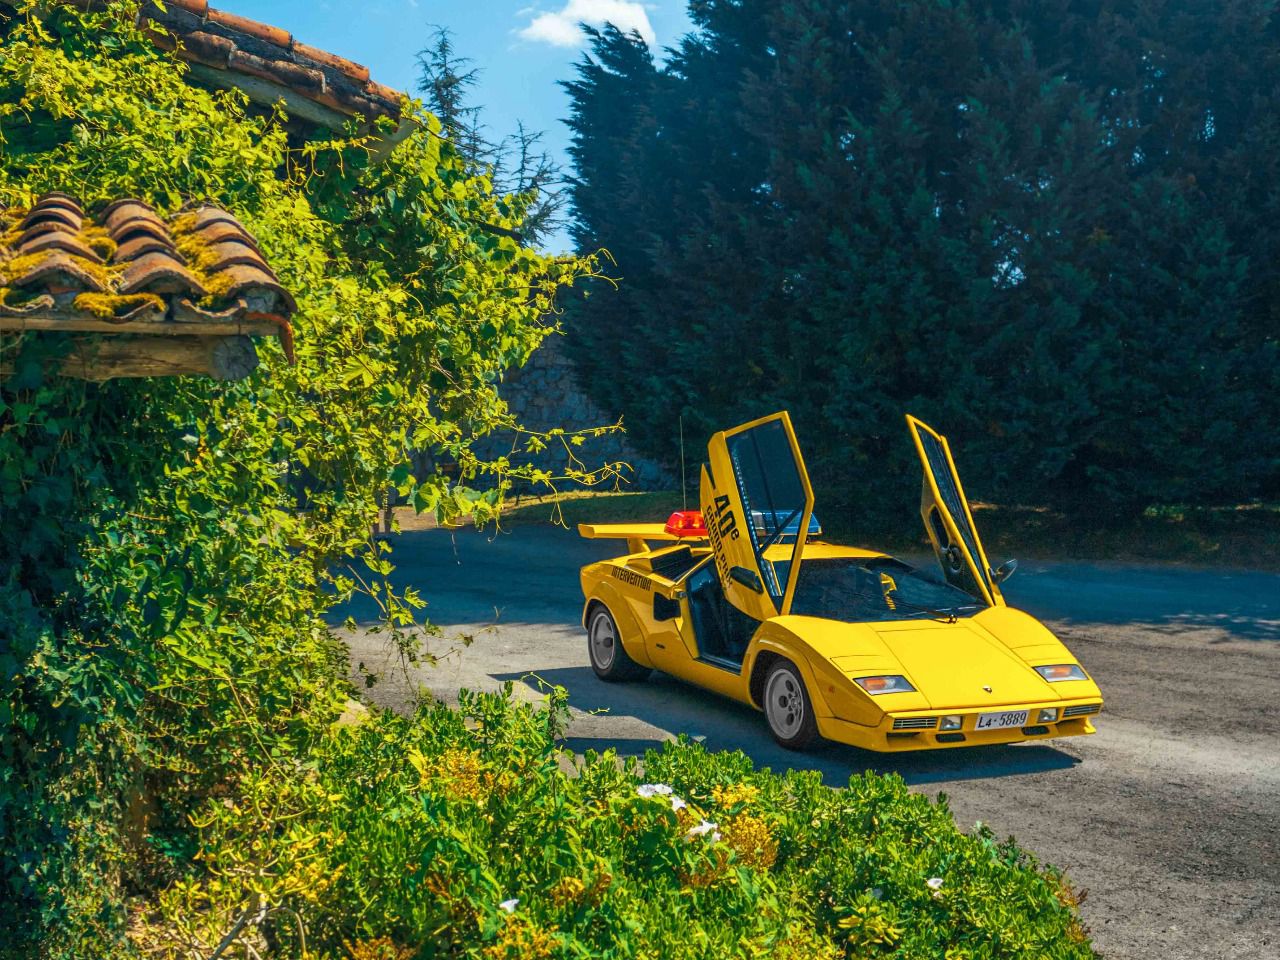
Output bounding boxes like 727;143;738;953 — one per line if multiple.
0;4;598;955
563;1;1280;530
133;686;1095;959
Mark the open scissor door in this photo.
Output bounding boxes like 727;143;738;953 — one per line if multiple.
700;412;815;622
906;415;1002;606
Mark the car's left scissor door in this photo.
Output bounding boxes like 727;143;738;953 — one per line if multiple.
700;411;815;622
906;415;1003;606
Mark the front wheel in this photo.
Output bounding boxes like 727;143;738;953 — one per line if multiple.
586;605;650;682
763;660;818;750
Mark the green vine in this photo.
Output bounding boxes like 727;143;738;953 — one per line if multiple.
0;3;608;956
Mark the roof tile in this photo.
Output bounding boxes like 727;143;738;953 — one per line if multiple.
18;231;103;263
19;202;82;233
204;239;266;271
214;263;296;313
6;3;407;128
0;192;296;364
118;251;206;297
7;252;106;294
102;198;166;231
188;219;263;253
291;41;370;83
227;48;325;98
207;9;290;49
178;29;235;69
114;234;186;264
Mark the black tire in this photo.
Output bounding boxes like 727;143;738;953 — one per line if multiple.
763;659;818;750
586;605;650;682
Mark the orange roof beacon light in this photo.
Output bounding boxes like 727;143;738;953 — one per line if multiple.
664;510;708;538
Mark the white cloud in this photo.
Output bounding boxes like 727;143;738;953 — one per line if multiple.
518;1;656;48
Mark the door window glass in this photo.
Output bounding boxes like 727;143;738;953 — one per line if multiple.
727;418;807;604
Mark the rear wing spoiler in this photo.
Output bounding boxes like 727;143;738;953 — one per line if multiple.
577;522;706;555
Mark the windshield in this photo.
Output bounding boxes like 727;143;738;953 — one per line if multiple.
773;556;986;623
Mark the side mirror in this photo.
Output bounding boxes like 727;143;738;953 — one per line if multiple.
729;565;764;593
992;558;1018;584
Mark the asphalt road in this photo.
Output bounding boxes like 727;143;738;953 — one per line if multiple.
336;525;1280;960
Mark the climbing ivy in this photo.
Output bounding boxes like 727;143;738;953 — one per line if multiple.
0;3;602;955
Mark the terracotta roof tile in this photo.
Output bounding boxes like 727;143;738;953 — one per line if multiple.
364;80;405;110
177;29;236;69
102;198;169;233
20;220;83;244
204;239;265;270
207;8;290;49
227;48;325;97
114;234;185;263
3;3;409;129
19;202;82;233
128;2;407;126
213;263;297;313
292;41;370;84
6;251;107;294
118;251;206;297
19;231;103;262
0;193;295;363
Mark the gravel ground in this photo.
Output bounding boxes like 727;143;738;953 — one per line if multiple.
337;526;1280;960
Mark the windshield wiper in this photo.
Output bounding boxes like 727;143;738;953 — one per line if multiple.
884;594;961;624
847;590;961;624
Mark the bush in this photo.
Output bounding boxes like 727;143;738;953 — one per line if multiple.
134;687;1096;959
0;4;599;954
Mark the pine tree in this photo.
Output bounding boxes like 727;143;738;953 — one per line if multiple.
563;1;1280;525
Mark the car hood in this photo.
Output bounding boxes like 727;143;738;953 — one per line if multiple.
871;621;1049;709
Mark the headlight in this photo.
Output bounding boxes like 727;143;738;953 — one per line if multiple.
854;675;916;695
1037;707;1059;723
940;714;963;731
1034;664;1089;682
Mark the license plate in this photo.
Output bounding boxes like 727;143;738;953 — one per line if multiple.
976;709;1028;730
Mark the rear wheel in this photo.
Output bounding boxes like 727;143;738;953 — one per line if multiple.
763;660;818;750
586;605;650;682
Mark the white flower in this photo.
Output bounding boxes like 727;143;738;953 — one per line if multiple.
670;796;687;812
636;783;673;798
926;877;944;900
498;898;519;913
686;819;721;841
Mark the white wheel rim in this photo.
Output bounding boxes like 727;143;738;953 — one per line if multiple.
589;611;617;670
765;668;805;739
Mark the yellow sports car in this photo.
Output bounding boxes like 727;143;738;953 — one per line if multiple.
577;412;1102;752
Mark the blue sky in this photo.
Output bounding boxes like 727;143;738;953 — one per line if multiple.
231;2;695;251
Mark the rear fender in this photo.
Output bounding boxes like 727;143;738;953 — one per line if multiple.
582;580;655;669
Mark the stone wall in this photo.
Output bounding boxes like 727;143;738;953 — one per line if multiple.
474;335;671;490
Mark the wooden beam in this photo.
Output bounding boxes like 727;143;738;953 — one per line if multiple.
0;314;281;337
0;335;260;381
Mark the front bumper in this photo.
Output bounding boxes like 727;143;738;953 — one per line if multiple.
815;699;1103;752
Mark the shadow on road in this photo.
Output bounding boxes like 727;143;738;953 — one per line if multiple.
494;665;1081;789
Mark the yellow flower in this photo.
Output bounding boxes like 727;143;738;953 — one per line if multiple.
712;783;761;808
549;876;586;907
722;813;778;871
409;747;491;803
483;916;560;959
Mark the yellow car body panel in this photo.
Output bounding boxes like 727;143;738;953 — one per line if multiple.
578;413;1102;753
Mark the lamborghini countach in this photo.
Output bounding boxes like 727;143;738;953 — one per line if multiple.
576;413;1102;752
